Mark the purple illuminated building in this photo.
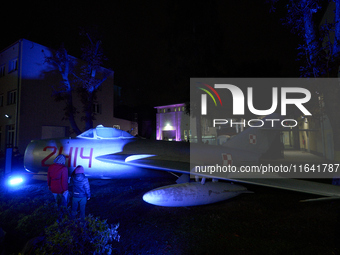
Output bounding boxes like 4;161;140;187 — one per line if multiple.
154;103;189;142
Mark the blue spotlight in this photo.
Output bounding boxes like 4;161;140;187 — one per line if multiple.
8;176;24;186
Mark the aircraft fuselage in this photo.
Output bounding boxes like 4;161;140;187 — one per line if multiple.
24;137;189;179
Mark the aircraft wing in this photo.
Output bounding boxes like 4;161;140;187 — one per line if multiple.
226;177;340;201
97;153;340;201
96;154;190;174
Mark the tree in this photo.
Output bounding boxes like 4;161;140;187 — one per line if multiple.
45;45;82;135
76;31;109;131
46;30;109;134
270;0;340;160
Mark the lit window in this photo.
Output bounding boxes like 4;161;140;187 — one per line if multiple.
7;90;16;105
8;58;18;73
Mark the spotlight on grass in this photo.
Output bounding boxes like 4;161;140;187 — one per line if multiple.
8;176;24;186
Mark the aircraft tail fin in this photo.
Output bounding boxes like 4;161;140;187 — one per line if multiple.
222;113;282;156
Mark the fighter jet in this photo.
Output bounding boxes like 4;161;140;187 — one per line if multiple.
24;115;340;207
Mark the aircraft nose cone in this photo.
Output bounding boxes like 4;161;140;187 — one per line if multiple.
24;142;35;172
24;141;39;173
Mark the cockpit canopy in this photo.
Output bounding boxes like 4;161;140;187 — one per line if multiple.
77;125;135;139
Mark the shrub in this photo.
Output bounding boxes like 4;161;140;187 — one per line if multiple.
33;214;120;255
17;202;59;238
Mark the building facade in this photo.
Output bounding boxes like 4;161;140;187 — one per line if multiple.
0;39;134;153
155;103;189;141
155;103;217;143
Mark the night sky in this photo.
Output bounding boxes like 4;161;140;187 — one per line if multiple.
2;0;302;108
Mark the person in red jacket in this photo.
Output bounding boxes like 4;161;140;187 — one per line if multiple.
47;154;68;208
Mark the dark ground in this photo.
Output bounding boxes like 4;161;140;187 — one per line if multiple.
1;174;340;255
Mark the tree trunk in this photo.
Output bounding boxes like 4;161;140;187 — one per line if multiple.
67;91;81;135
84;92;94;131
